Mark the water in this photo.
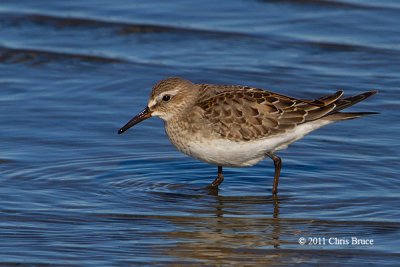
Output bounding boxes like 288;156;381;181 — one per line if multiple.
0;0;399;265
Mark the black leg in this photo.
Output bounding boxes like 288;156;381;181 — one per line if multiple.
208;166;224;189
266;153;282;195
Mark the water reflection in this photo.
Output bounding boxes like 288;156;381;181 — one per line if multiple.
154;189;284;265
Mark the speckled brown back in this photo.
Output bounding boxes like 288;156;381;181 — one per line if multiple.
194;84;344;141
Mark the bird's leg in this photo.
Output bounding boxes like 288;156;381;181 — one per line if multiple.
266;153;282;195
209;166;224;189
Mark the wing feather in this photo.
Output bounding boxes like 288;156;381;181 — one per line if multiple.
195;85;344;141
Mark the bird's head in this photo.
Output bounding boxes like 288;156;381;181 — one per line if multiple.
118;77;198;134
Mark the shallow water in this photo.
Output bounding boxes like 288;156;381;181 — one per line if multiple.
0;0;399;265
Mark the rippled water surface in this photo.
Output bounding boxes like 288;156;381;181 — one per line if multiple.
1;0;399;265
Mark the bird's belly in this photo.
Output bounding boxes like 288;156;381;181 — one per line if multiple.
167;120;332;167
188;139;272;167
168;133;291;167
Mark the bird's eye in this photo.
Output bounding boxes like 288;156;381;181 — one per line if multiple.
162;95;171;102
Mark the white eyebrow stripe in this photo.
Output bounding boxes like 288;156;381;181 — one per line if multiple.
148;89;180;108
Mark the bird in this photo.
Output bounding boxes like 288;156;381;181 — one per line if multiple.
118;77;377;195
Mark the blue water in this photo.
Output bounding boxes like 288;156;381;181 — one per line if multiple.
1;0;399;265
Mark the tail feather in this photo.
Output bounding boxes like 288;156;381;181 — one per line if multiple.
328;90;378;115
325;111;379;121
316;90;378;122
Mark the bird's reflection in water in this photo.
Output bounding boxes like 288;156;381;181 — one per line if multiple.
158;186;286;265
148;183;391;265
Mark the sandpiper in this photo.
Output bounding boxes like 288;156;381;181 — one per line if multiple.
118;77;377;195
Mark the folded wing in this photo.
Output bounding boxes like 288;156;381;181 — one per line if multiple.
196;87;345;141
